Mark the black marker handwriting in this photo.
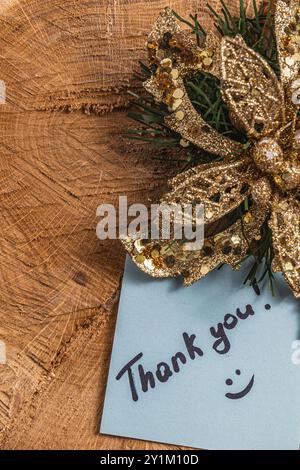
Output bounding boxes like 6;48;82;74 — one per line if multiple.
116;303;258;402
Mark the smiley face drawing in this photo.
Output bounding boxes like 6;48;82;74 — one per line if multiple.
225;370;255;400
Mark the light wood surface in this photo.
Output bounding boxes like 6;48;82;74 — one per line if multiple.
0;0;250;450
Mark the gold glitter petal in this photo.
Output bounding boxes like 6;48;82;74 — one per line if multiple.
164;77;243;158
182;203;267;286
175;110;185;121
221;35;285;140
171;69;179;80
161;157;252;225
122;202;267;287
143;8;243;158
269;197;300;298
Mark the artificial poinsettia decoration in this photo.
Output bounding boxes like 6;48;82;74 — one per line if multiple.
123;1;300;298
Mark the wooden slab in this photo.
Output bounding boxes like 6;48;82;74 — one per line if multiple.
0;0;252;449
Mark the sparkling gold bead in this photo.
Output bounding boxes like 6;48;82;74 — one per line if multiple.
252;138;285;174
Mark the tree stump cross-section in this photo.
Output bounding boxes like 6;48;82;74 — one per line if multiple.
0;0;251;450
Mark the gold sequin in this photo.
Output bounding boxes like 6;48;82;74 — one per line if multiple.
172;88;184;99
135;255;146;264
180;138;189;147
175;110;184;121
171;99;182;110
170;69;179;80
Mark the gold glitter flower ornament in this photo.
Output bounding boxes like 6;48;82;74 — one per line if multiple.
123;1;300;299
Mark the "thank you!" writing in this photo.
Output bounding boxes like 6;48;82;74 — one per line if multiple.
116;304;261;402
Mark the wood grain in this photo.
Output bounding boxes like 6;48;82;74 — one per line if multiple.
0;0;251;450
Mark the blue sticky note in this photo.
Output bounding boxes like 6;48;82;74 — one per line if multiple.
101;257;300;450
